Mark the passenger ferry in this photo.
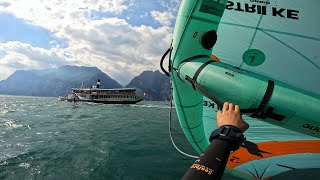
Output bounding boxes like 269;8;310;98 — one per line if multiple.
59;80;143;104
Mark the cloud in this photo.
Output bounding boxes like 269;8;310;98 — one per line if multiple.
0;17;173;85
0;0;179;85
60;18;172;85
151;11;175;26
0;0;133;32
0;41;69;67
0;2;10;8
158;0;181;12
0;41;70;80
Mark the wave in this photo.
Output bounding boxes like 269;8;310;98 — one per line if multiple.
2;120;23;129
18;162;31;169
0;150;36;164
0;110;8;115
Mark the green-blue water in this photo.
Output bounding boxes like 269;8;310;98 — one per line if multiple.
0;95;242;180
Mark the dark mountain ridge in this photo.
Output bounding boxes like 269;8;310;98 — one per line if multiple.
126;70;170;101
0;66;170;101
0;66;122;97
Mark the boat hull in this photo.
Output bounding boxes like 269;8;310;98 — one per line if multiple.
65;98;143;104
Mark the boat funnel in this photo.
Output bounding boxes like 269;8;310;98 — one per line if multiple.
96;79;100;88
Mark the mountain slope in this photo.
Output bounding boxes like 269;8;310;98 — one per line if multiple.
126;70;170;101
0;66;122;97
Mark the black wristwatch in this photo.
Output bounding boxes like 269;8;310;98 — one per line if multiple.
209;125;246;151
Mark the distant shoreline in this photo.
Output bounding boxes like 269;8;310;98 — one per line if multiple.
0;94;168;101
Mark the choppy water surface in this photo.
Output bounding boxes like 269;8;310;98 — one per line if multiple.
0;95;242;180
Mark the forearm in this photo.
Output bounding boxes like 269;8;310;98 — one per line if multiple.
182;139;232;180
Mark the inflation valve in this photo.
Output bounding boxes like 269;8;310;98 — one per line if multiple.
201;30;217;50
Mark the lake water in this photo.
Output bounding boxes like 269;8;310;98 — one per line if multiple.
0;95;245;180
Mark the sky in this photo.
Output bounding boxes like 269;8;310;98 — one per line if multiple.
0;0;181;85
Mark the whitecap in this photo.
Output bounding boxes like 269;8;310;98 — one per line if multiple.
12;123;23;128
19;163;30;169
3;120;23;128
0;109;8;115
14;143;29;148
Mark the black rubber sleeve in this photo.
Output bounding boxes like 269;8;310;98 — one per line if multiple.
182;139;232;180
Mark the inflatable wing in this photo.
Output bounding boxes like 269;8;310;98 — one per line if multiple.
170;0;320;179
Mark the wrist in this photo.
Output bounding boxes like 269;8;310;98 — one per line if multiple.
209;125;246;151
218;125;242;132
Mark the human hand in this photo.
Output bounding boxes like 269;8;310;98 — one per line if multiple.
217;102;249;133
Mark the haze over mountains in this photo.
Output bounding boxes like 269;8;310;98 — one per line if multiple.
0;66;170;101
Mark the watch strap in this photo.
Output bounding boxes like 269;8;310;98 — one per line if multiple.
209;125;246;151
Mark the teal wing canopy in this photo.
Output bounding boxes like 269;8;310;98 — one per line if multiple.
170;0;320;179
214;0;320;95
